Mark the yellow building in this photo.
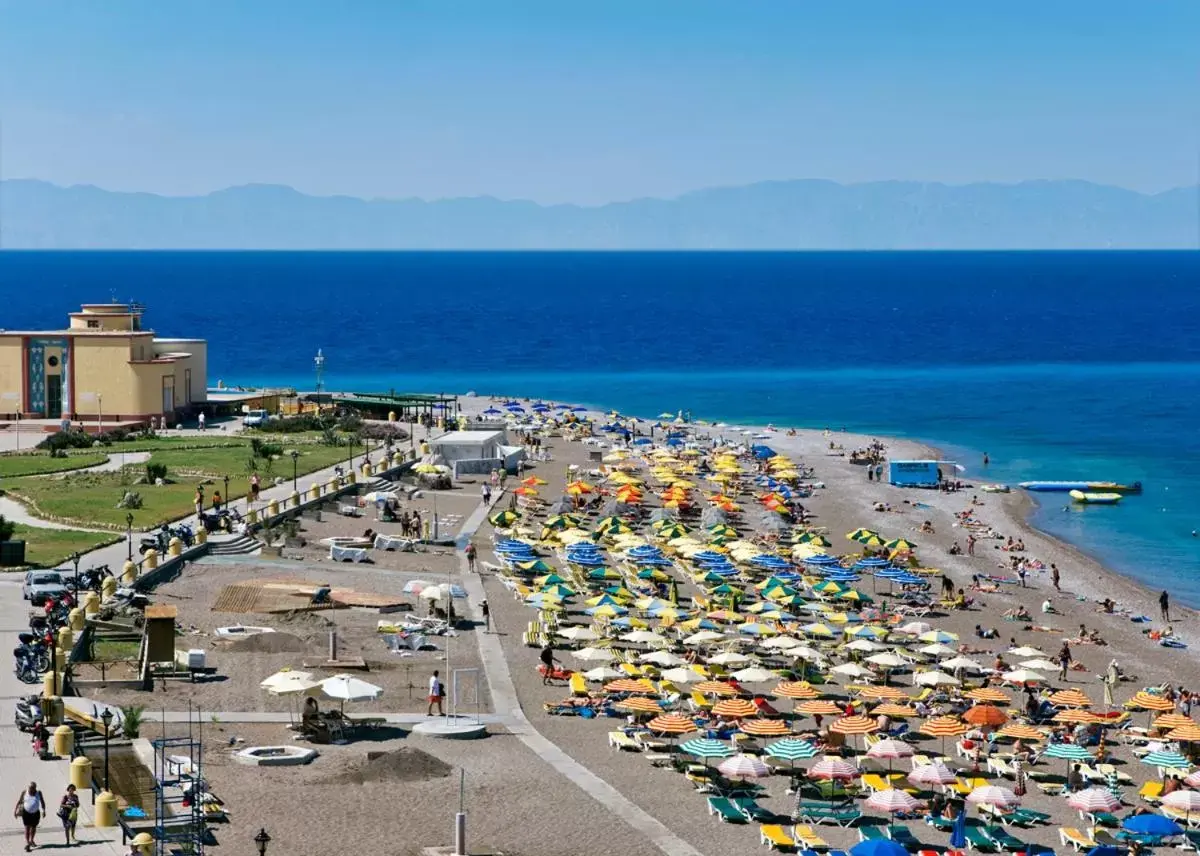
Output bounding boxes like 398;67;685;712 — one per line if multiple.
0;303;207;423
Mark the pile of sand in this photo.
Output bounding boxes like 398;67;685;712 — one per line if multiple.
326;748;452;785
226;632;310;654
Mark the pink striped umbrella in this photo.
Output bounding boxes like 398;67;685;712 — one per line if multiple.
966;785;1020;808
718;754;771;780
1163;790;1200;813
866;789;922;814
867;739;916;759
1184;771;1200;789
1067;787;1122;814
908;762;958;788
808;758;860;781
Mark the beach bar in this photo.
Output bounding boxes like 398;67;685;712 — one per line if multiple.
887;459;956;487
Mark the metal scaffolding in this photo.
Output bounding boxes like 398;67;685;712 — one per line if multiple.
151;708;206;856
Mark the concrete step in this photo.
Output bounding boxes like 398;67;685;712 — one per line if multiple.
206;533;261;556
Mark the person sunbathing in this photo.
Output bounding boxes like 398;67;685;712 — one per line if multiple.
1004;605;1032;621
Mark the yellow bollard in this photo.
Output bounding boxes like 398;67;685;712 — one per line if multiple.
347;469;357;485
388;410;396;422
326;477;338;494
195;527;207;545
57;626;74;651
95;791;117;828
54;647;67;673
391;451;403;468
168;536;183;557
289;490;301;508
122;560;137;584
53;724;74;757
360;461;371;479
308;483;320;501
70;756;92;790
101;575;118;600
68;607;85;632
82;591;101;616
246;507;258;524
132;831;154;855
143;549;159;571
267;499;279;517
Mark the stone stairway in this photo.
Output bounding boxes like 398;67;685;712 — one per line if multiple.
206;532;262;556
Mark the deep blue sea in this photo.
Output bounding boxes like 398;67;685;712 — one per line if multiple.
4;251;1200;602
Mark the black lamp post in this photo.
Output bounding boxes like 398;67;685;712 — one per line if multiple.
289;450;299;492
255;827;271;855
100;708;114;790
125;513;134;561
223;474;230;510
71;552;81;596
348;435;355;472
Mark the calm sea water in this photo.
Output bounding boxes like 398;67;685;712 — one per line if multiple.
3;251;1199;602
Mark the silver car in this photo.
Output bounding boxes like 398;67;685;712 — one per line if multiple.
22;571;68;606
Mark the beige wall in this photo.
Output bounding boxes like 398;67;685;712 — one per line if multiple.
72;337;140;416
0;337;25;413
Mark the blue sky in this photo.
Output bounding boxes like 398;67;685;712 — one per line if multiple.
0;0;1196;204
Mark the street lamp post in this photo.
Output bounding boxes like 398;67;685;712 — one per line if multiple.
100;708;114;790
255;827;271;855
313;349;325;409
96;393;102;435
125;513;134;561
223;474;230;512
71;552;81;596
348;435;355;472
289;450;299;492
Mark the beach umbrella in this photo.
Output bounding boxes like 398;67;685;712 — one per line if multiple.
796;700;843;716
731;666;777;684
1185;771;1200;789
740;718;790;737
761;636;804;651
617;697;663;715
998;724;1045;741
850;841;907;856
963;705;1008;728
871;703;918;719
846;639;887;653
684;630;726;645
1049;688;1094;708
966;784;1020;809
831;662;875;680
774;680;821;700
1068;787;1123;814
1001;669;1047;685
858;686;908;701
866;789;921;814
867;737;914;775
866;652;909;669
919;643;958;657
707;651;750;666
639;650;686;667
1153;714;1196;731
1008;646;1047;658
920;716;968;755
648;713;698;736
1141;751;1191;770
1122;814;1184;837
712;698;759;719
1128;691;1176;712
1021;659;1062;673
941;656;985;673
719;754;771;780
1055;709;1103;725
571;647;615;663
582;666;623;682
914;670;960;687
1166;724;1200;742
604;678;656;695
908;761;958;788
830;714;879;750
517;559;554;573
260;668;316;692
918;630;959;644
681;737;733;767
809;758;860;780
897;621;933;636
660;667;704;685
1163;790;1200;822
1044;742;1094;778
556;626;598;642
847;528;881;542
966;688;1011;704
320;674;383;711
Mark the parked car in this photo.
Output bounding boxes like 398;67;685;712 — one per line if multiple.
22;571;68;605
242;409;273;428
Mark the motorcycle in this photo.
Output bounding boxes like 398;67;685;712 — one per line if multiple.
13;693;44;732
13;646;45;684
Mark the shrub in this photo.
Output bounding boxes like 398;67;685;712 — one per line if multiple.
145;462;168;483
37;430;94;453
361;423;409;442
119;705;145;738
0;514;14;542
250;439;283;459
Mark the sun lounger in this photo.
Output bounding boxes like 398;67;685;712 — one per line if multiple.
793;826;830;850
373;533;414;552
329;544;368;563
645;752;674;767
608;731;641;751
962;826;998;852
983;825;1026;852
1008;808;1050;825
797;805;861;827
859;827;886;842
1092;830;1121;847
862;773;892;792
1180;830;1200;851
1059;828;1096;851
733;798;775;823
1034;779;1064;796
1138;780;1164;803
760;824;796;851
1085;810;1120;827
926;815;955;832
1163;806;1200;829
887;824;924;851
569;673;588;696
986;757;1016;778
707;796;748;823
1096;763;1134;784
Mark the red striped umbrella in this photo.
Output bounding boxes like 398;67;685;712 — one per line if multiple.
908;762;958;788
967;785;1020;809
1067;787;1122;814
809;758;860;780
866;789;922;814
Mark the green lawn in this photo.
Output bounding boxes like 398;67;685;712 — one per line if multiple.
0;452;108;477
9;524;122;568
147;442;353;482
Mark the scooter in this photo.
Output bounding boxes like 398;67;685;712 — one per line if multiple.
13;693;44;732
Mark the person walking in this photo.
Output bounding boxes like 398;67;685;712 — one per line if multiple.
211;489;222;513
193;486;204;518
250;471;261;506
465;542;477;573
1058;641;1072;682
197;411;206;432
540;644;559;684
966;534;976;557
481;484;492;504
427;670;445;716
14;781;45;852
1051;563;1061;592
481;599;490;633
1160;590;1171;623
58;784;79;847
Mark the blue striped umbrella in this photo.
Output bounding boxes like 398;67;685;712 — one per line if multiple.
1142;751;1192;770
681;738;733;767
1044;741;1094;777
765;737;819;766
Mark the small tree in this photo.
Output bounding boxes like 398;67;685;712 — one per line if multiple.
119;705;145;739
144;462;168;483
0;514;15;542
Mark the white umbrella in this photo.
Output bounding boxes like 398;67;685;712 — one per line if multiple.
1002;669;1047;684
867;738;915;760
789;646;827;663
760;636;803;650
559;626;599;642
914;670;960;687
265;673;321;696
259;669;315;691
320;674;383;710
621;630;667;646
831;663;875;679
582;666;623;682
898;621;933;636
718;754;771;779
572;647;615;662
919;643;958;657
639;650;686;666
661;667;704;684
1020;659;1060;672
708;651;750;666
908;761;958;787
846;639;888;653
966;785;1020;808
940;656;984;672
866;652;909;668
684;630;726;645
731;667;777;683
1008;646;1046;658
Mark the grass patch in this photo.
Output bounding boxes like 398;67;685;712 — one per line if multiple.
92;639;142;661
10;524;122;568
0;452;108;477
148;442;357;481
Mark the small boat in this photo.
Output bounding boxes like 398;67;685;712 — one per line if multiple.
1021;480;1143;493
1084;481;1142;494
1069;490;1122;505
214;625;276;639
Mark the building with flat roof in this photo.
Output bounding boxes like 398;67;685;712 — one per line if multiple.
0;303;207;422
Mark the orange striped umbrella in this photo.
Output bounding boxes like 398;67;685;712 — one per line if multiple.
604;678;657;695
740;718;791;736
858;686;907;701
1153;713;1196;731
694;680;740;696
1054;709;1102;724
963;704;1008;727
998;723;1046;741
796;700;843;716
1129;691;1175;711
648;713;698;735
920;716;968;737
1166;724;1200;742
617;696;663;714
966;688;1011;704
1048;688;1093;708
871;703;918;718
712;698;759;719
830;714;879;735
773;681;821;700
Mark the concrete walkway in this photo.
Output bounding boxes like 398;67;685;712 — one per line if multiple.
454;495;706;856
0;495;112;533
76;452;151;473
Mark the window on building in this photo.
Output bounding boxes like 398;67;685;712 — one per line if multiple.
86;320;100;329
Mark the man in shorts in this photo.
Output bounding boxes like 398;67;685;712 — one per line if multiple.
427;670;445;716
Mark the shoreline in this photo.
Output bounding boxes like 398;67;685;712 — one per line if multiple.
458;393;1196;678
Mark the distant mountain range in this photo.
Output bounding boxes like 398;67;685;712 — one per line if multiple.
0;178;1195;249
